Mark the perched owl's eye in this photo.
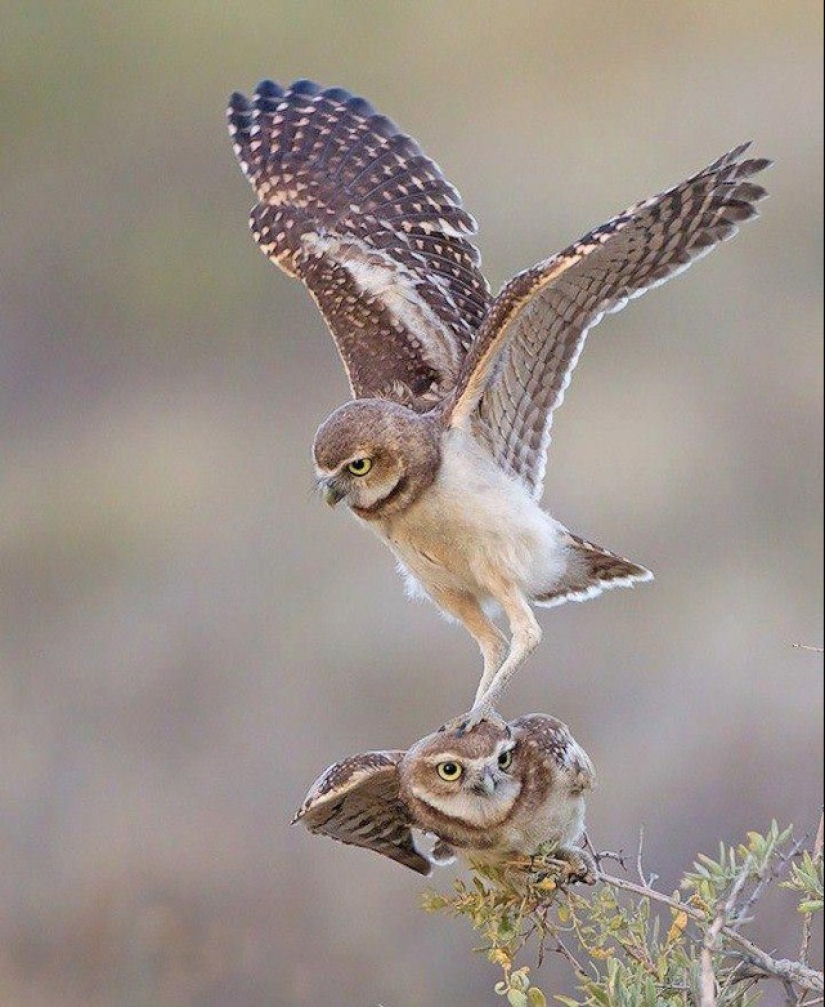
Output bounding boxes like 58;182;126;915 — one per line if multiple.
436;761;463;781
346;457;373;476
498;749;513;771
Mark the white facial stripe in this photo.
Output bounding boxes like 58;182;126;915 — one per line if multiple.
426;752;466;767
314;455;371;479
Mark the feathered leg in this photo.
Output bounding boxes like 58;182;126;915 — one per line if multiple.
466;585;542;727
430;587;509;689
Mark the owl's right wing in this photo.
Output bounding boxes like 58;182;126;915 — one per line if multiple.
293;750;432;875
228;80;491;410
446;144;770;498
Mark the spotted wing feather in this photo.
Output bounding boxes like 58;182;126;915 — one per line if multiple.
448;144;771;497
228;80;491;409
512;714;596;794
293;750;431;874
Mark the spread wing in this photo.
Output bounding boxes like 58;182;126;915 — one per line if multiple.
511;715;596;794
293;750;432;875
228;79;491;410
446;144;771;498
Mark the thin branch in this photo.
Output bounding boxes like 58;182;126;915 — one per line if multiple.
732;834;807;933
784;978;802;1007
636;825;650;888
584;831;625;871
598;871;824;995
799;812;825;970
551;934;588;978
701;856;754;1007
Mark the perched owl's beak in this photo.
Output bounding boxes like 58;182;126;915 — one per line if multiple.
474;769;497;797
322;482;345;507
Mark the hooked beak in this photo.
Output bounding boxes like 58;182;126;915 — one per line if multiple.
474;770;497;797
321;481;345;508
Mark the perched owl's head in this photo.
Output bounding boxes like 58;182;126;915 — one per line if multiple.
313;399;441;519
399;721;523;845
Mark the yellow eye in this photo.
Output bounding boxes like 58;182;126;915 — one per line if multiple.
346;457;373;476
436;761;463;782
498;749;513;771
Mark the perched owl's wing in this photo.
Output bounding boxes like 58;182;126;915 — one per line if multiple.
446;145;770;497
511;715;596;794
293;750;432;875
228;80;491;410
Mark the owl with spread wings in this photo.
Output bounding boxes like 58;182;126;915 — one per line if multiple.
228;79;769;728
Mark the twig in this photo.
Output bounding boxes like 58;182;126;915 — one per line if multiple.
700;857;754;1007
732;834;807;933
637;825;648;887
799;812;825;970
792;643;824;653
598;872;824;994
636;825;658;889
552;934;588;978
583;831;625;871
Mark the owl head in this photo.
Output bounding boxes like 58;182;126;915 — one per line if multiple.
312;399;441;519
398;720;523;843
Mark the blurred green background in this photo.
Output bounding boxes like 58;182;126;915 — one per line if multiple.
2;3;822;1005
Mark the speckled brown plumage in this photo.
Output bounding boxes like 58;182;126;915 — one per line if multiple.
228;79;770;724
293;749;430;874
228;80;489;410
294;714;595;874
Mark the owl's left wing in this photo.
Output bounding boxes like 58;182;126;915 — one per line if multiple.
228;80;491;410
511;715;596;794
446;144;770;498
293;750;432;875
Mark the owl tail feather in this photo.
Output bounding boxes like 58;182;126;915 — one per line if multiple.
533;531;653;608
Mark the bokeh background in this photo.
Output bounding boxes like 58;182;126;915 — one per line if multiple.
2;3;822;1005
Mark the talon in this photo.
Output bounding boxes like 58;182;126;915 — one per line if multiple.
439;705;506;736
554;847;598;886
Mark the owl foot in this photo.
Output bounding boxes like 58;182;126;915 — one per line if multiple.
548;847;598;886
439;704;508;735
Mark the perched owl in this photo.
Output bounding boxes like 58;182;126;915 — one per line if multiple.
293;714;596;878
228;79;770;727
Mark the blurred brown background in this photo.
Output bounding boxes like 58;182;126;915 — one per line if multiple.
2;3;822;1005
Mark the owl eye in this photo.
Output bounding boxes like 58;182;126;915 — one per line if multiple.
346;457;373;476
436;761;463;781
498;749;513;771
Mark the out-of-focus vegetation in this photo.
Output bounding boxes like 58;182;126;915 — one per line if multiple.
1;3;822;1005
424;821;823;1007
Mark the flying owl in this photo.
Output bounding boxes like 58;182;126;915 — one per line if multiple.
227;79;770;728
293;714;596;878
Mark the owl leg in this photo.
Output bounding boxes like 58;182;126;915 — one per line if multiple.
469;588;541;721
431;587;509;686
430;589;509;731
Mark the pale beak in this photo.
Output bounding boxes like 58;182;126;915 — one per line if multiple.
474;770;496;797
322;482;345;508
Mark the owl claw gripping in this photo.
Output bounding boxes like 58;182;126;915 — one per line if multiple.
440;704;508;736
534;846;599;886
229;79;769;709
